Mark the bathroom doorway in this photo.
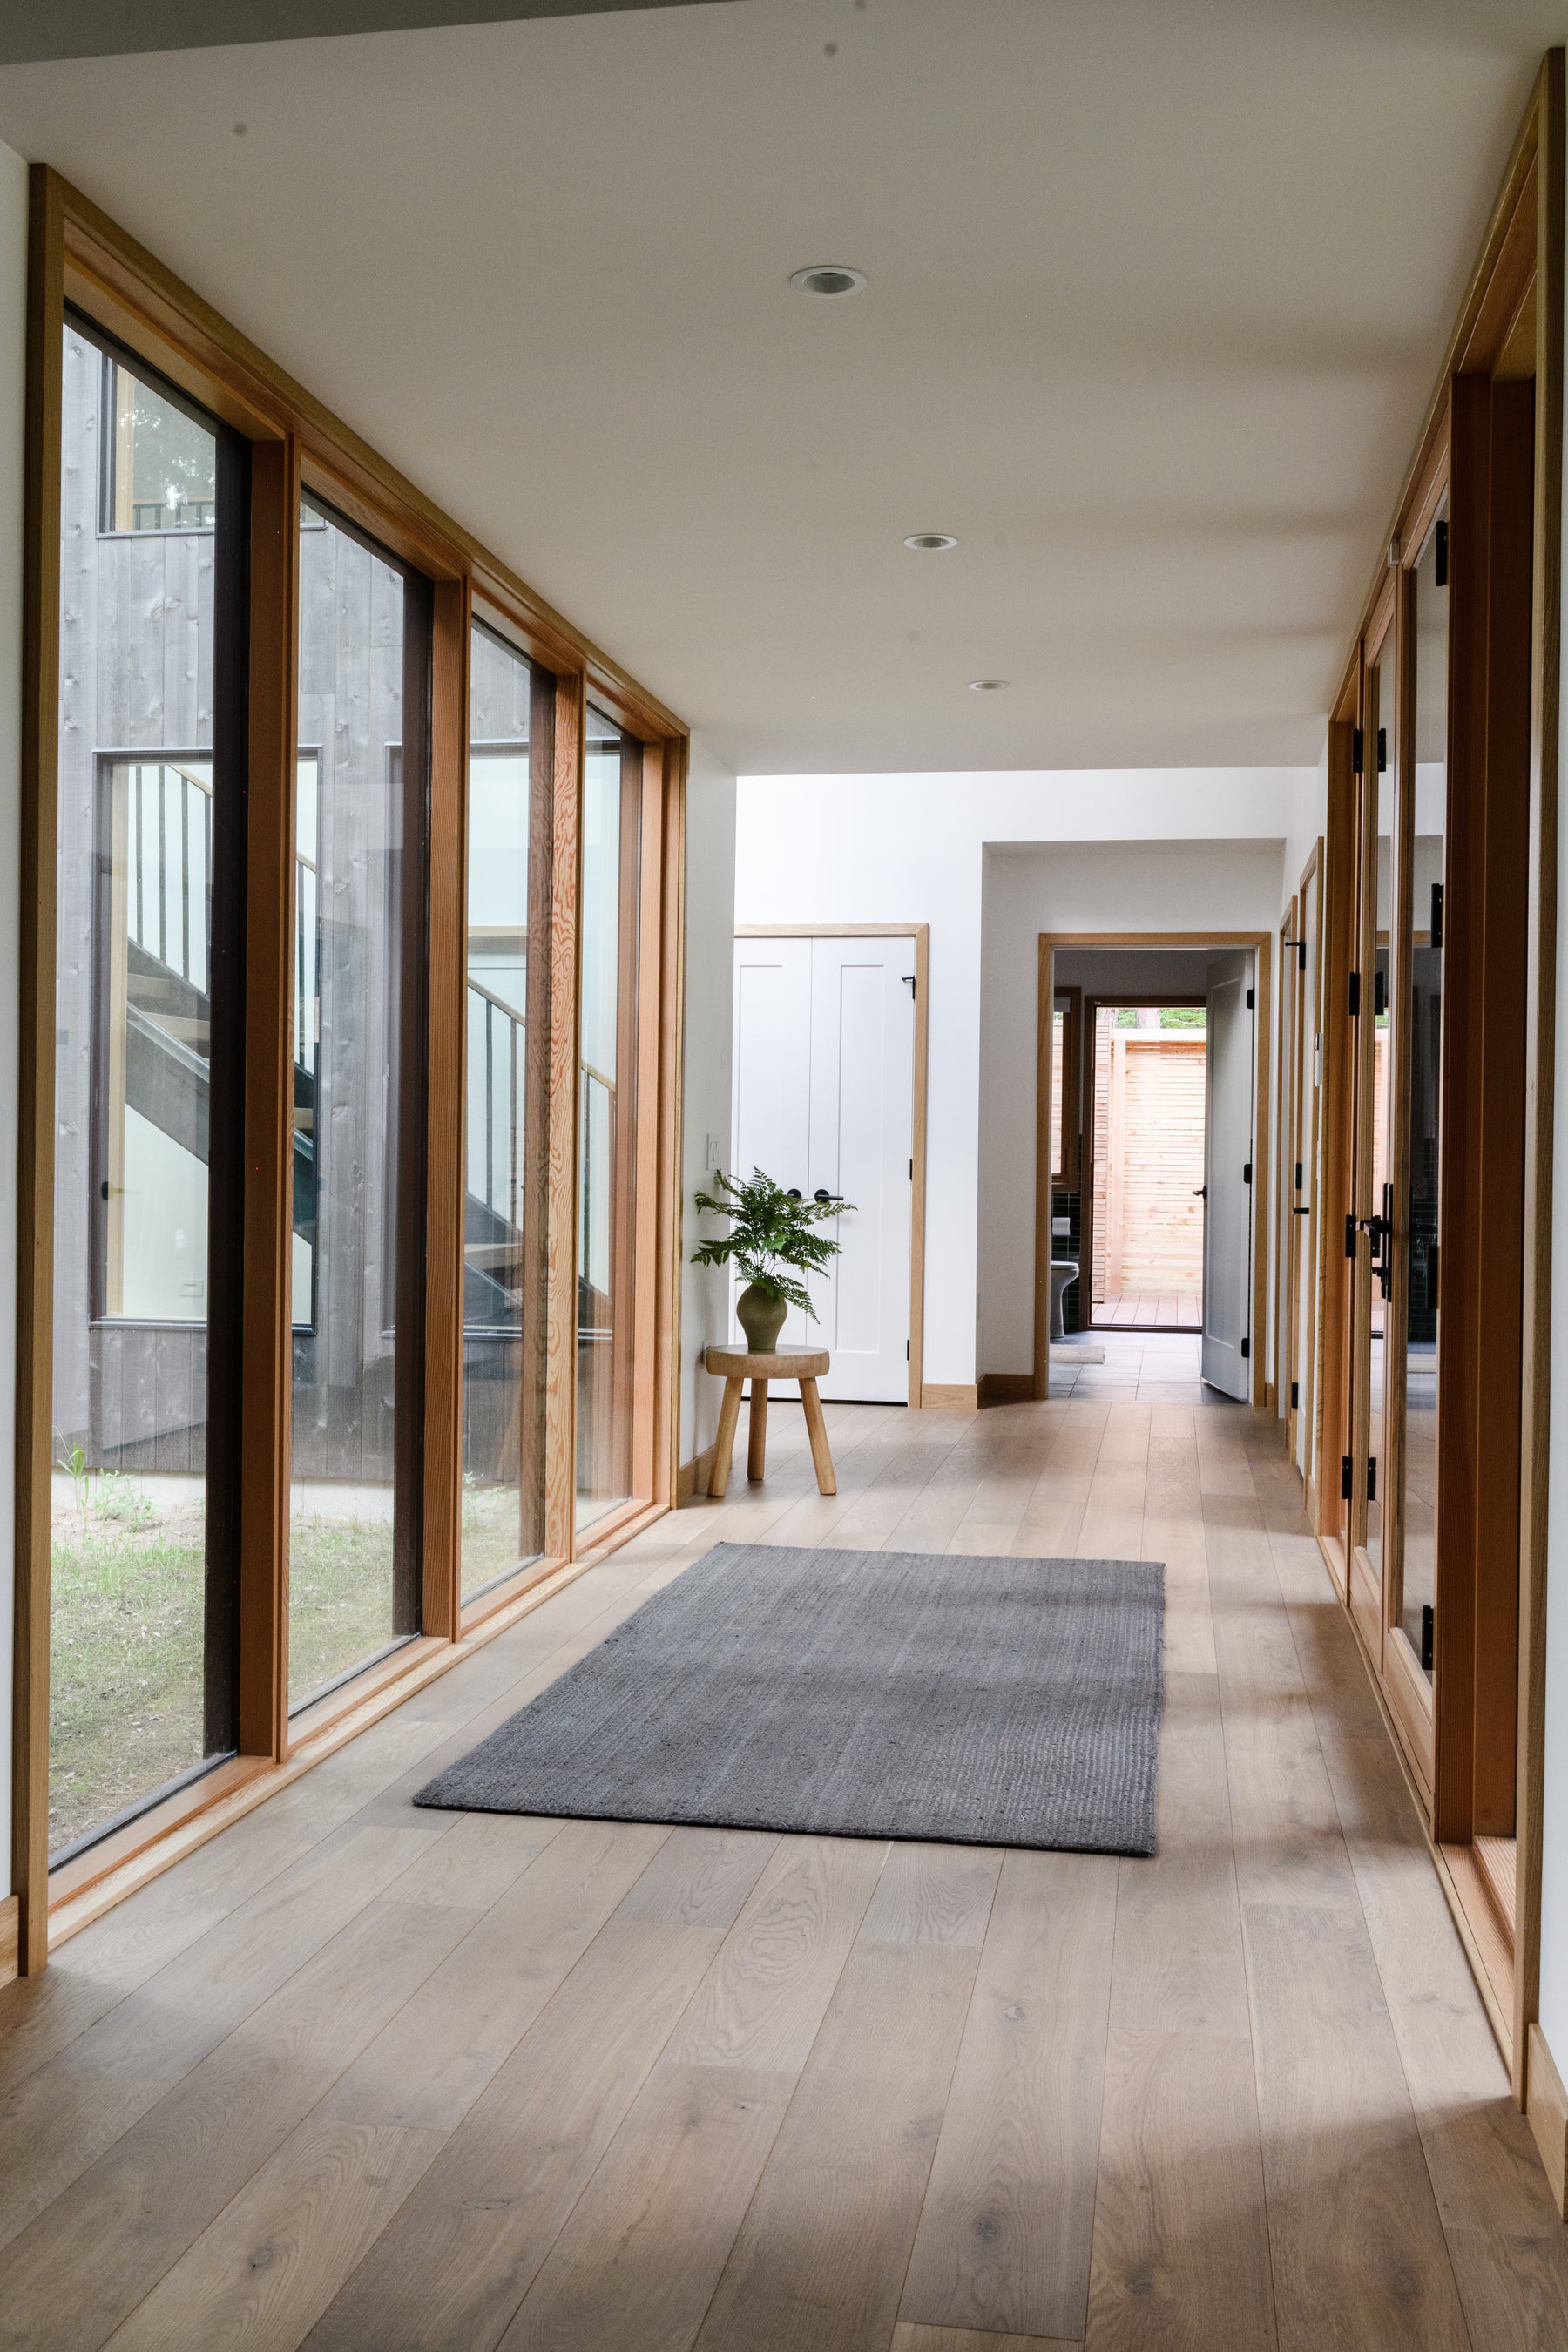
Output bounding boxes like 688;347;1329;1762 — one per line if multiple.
1036;935;1271;1402
1086;1002;1206;1329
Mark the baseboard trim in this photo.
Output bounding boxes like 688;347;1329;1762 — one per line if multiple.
977;1372;1036;1408
677;1443;717;1504
0;1893;17;1986
1528;2023;1568;2214
919;1382;979;1411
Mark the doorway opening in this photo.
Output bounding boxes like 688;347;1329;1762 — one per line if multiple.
1088;1004;1206;1330
1037;934;1271;1404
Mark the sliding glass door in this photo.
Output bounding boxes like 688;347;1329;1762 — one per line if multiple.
576;705;642;1531
288;499;429;1707
463;621;549;1598
49;323;243;1860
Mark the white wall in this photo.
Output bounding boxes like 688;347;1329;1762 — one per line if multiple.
679;737;737;1472
736;770;1307;1388
0;141;24;1900
978;840;1288;1376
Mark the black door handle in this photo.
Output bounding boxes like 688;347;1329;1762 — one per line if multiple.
1192;1185;1207;1199
814;1189;843;1205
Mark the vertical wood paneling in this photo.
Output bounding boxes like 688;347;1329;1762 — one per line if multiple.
1432;378;1490;1836
1470;380;1533;1835
239;436;297;1763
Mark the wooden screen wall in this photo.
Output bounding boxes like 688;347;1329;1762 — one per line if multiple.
10;169;689;1975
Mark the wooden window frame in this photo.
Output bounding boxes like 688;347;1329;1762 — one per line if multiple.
1306;55;1563;2108
11;168;688;1973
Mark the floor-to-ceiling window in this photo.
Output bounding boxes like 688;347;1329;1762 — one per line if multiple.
287;499;428;1707
576;704;640;1529
49;324;242;1859
22;182;686;1964
463;620;547;1597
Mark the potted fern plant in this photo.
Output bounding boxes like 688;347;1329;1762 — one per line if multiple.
691;1167;852;1354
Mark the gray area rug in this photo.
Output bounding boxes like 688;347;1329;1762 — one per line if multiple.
415;1542;1165;1856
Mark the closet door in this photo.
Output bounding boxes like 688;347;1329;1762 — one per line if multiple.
731;936;915;1403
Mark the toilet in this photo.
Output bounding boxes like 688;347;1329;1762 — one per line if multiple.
1048;1258;1079;1344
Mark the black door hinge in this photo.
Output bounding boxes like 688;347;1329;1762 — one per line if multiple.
1352;727;1364;774
1345;1213;1358;1261
1294;1159;1302;1189
1246;985;1255;1010
1341;1454;1354;1501
1376;726;1388;773
1243;1161;1253;1185
1289;1380;1300;1409
1367;1456;1377;1503
1429;882;1443;950
906;1340;910;1360
1435;518;1449;589
1240;1335;1250;1359
909;1159;913;1179
1348;970;1361;1017
1373;967;1387;1018
1421;1603;1435;1671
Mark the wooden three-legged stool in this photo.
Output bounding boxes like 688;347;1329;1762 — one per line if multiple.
704;1346;836;1497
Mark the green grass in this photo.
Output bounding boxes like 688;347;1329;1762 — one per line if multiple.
287;1514;397;1704
460;1477;530;1598
49;1511;208;1855
49;1477;405;1852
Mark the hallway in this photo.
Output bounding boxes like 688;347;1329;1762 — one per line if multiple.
0;1382;1564;2349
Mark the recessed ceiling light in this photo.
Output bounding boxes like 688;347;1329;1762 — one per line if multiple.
904;532;958;552
968;678;1010;692
790;264;866;297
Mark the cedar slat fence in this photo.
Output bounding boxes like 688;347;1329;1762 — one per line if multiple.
1092;1024;1206;1307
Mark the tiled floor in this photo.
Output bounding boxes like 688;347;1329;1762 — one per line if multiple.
1052;1328;1230;1404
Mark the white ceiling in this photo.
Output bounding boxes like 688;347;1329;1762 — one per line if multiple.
0;0;1554;772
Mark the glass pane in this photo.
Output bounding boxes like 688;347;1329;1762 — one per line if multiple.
576;704;639;1530
1366;645;1395;1575
51;329;233;1859
1402;510;1447;1677
463;623;544;1599
105;352;216;531
289;500;416;1706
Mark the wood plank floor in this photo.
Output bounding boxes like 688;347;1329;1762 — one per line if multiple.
3;1362;1566;2349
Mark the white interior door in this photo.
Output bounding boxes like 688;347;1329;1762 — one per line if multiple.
1201;950;1255;1399
731;934;915;1402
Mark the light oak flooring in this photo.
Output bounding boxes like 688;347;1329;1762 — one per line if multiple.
3;1362;1566;2349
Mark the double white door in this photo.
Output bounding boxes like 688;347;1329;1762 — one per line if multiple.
731;936;915;1402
